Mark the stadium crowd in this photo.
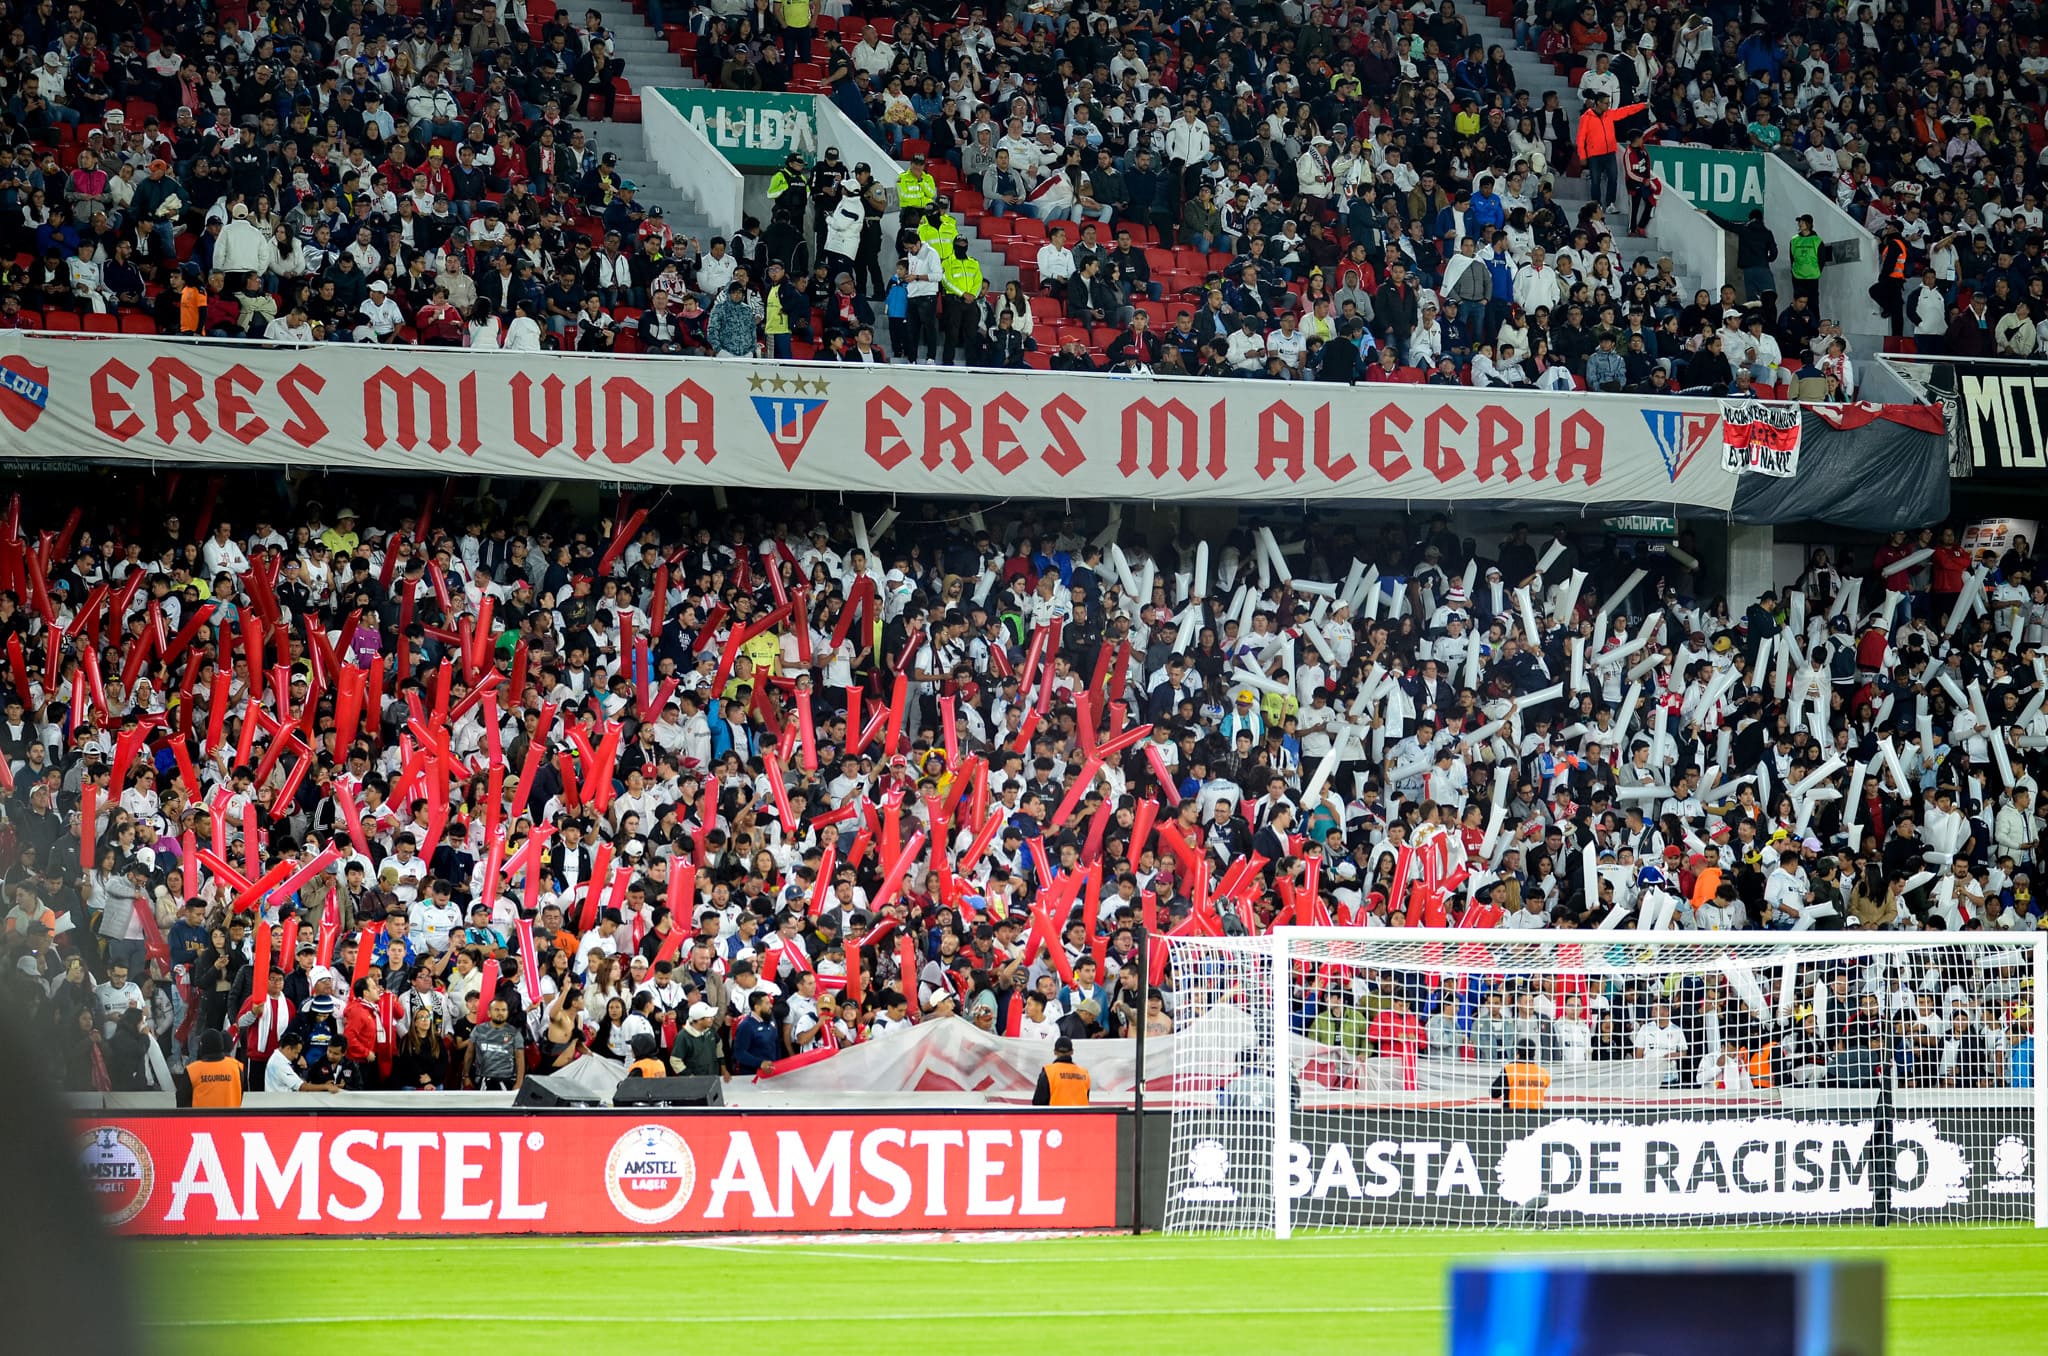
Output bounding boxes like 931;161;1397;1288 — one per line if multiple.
0;482;2040;1098
669;0;2048;383
3;0;2040;395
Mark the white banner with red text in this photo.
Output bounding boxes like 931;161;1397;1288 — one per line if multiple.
0;333;1740;507
76;1109;1118;1236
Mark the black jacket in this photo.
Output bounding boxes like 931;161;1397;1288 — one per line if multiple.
1066;272;1118;321
1735;218;1778;271
1318;335;1361;383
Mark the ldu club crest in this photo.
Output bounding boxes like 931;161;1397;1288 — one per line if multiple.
748;371;830;470
1641;408;1719;481
0;354;50;432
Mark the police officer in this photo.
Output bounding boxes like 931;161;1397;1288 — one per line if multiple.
917;194;958;255
765;151;810;274
940;237;984;366
896;151;937;240
768;151;809;219
809;145;847;257
854;170;887;296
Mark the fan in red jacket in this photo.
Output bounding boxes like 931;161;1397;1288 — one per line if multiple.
1929;530;1971;601
1871;528;1914;588
344;975;399;1087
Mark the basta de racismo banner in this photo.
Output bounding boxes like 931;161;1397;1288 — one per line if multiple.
75;1109;1118;1237
0;333;1744;509
1169;1104;2033;1227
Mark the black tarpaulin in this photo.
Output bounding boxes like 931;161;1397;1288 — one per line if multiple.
1731;410;1948;527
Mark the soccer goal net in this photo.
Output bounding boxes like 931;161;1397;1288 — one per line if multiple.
1162;929;2044;1234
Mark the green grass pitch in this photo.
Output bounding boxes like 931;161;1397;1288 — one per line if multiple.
137;1226;2048;1355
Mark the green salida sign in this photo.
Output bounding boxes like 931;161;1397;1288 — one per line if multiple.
656;89;817;168
1648;145;1765;223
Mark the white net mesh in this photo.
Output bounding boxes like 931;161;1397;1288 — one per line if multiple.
1162;929;2045;1234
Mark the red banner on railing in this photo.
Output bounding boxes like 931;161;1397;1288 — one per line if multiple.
75;1111;1117;1236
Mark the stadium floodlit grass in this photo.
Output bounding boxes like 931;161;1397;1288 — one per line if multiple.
137;1225;2048;1355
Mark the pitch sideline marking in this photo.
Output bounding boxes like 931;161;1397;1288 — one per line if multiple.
146;1304;1452;1328
140;1233;2048;1259
143;1292;2048;1329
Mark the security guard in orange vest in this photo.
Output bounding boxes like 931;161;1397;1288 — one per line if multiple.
1033;1037;1091;1106
1492;1040;1551;1111
187;1029;246;1108
625;1032;668;1081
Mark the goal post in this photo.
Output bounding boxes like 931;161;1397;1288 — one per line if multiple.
1161;928;2046;1235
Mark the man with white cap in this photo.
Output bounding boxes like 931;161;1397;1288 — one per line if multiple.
1763;847;1814;929
357;278;404;342
671;1001;725;1077
215;200;272;277
1297;133;1335;202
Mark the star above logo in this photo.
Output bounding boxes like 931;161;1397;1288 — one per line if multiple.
748;371;833;396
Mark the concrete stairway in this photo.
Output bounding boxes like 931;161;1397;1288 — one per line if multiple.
589;11;1017;298
1462;8;1690;276
583;18;714;247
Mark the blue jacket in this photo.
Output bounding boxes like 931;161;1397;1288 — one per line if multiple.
732;1014;782;1073
1737;34;1784;80
1431;204;1471;244
1485;253;1514;299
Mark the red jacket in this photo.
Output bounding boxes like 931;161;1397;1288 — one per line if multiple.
1576;103;1646;161
1872;541;1912;583
417;300;464;344
1931;545;1970;593
1369;1008;1424;1058
345;996;397;1075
